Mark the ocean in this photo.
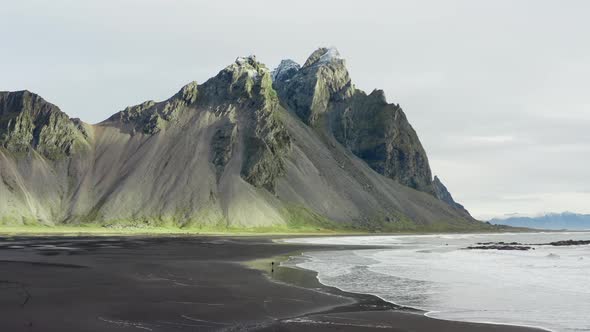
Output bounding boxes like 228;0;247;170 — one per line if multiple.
284;232;590;332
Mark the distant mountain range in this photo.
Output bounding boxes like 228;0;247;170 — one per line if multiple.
0;47;484;231
489;212;590;230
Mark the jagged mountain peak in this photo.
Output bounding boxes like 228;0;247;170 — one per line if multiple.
1;90;58;114
0;90;89;159
271;59;301;82
272;47;437;195
176;81;199;104
0;90;91;130
272;47;353;125
368;89;388;103
2;89;40;98
303;47;344;68
235;55;259;66
223;55;271;79
197;55;276;106
282;47;351;92
300;47;350;87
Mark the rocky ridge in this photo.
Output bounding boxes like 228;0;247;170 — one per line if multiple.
0;91;89;159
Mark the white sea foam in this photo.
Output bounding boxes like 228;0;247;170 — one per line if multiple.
284;233;590;332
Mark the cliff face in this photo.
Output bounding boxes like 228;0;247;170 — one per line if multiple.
273;48;354;126
0;91;89;159
273;47;434;194
0;48;478;230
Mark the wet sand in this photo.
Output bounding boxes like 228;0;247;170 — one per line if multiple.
0;236;545;331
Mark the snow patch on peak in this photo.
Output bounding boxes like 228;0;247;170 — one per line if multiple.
303;46;345;68
317;47;342;64
235;55;258;66
271;59;301;82
230;55;271;81
246;69;259;79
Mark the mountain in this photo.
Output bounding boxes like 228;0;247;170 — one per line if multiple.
0;48;483;231
490;212;590;230
273;48;434;193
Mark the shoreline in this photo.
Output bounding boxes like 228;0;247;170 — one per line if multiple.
423;312;555;332
0;234;549;331
0;223;553;237
276;233;590;332
247;241;550;332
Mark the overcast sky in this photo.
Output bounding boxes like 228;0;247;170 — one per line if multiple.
2;0;588;219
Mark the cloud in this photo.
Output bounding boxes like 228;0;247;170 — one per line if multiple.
468;135;514;144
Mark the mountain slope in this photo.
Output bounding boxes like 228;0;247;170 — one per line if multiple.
0;49;481;231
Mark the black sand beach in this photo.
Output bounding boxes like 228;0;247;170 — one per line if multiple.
0;236;545;331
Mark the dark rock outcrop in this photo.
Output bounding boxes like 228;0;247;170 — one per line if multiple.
271;59;300;83
273;47;435;194
199;56;291;191
0;91;88;159
330;90;434;193
545;240;590;246
274;47;353;126
464;239;590;251
465;244;533;251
